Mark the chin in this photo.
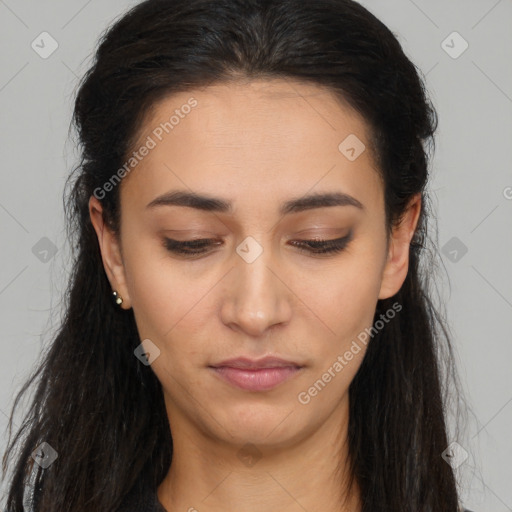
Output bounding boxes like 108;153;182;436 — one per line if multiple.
210;404;309;449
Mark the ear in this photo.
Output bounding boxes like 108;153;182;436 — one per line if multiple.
89;195;132;309
378;193;422;300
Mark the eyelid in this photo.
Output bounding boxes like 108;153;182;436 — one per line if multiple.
289;232;352;255
162;231;353;257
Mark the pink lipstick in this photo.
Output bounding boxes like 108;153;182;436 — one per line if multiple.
209;356;303;391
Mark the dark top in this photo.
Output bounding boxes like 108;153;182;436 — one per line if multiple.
116;477;167;512
23;462;475;511
115;478;475;512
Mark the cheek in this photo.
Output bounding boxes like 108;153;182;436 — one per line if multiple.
123;226;385;360
123;242;218;371
122;243;192;340
335;269;380;336
299;256;383;346
297;266;382;402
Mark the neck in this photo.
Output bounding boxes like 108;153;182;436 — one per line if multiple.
157;393;361;512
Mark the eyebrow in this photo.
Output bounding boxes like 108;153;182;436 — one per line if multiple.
146;190;364;215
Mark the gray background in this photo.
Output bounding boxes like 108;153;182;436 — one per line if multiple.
0;0;511;510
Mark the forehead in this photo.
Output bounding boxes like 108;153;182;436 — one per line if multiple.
137;78;373;156
121;78;383;217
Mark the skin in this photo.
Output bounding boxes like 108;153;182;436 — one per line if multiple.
89;78;421;512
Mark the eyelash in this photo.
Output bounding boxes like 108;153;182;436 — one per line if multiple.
163;234;352;257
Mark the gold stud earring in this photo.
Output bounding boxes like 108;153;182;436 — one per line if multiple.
112;290;123;306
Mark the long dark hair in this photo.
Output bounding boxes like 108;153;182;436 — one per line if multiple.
2;0;467;510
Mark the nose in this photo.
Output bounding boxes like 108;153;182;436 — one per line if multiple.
219;240;292;336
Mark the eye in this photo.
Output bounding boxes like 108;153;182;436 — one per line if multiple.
162;238;221;256
163;233;352;258
288;233;352;256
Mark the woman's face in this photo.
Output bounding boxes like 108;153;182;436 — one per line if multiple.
90;78;419;451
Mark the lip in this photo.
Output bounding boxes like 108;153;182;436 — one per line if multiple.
210;356;302;369
209;356;303;391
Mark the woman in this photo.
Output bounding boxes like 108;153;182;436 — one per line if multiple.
1;0;473;511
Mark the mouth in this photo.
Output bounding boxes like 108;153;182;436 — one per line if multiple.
208;356;304;391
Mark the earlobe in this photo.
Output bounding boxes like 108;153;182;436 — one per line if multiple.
88;196;131;309
378;193;422;300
